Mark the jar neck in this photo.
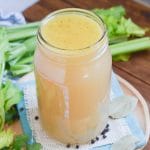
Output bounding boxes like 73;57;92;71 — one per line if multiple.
37;8;108;65
37;35;108;65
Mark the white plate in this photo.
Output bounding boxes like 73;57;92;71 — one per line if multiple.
117;75;150;149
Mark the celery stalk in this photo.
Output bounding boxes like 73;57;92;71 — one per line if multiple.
111;37;150;56
7;28;37;41
0;51;5;89
7;45;26;61
7;22;40;33
24;36;36;51
10;64;33;76
0;27;9;88
17;56;33;65
7;37;36;62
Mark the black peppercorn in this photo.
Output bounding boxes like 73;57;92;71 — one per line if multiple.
91;139;95;144
96;137;99;141
101;128;109;135
35;116;39;120
66;144;70;148
103;135;107;139
106;124;109;128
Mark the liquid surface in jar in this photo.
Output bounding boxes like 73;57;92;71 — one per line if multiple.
41;14;102;50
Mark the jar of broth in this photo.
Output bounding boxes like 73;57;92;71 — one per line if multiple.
34;8;112;144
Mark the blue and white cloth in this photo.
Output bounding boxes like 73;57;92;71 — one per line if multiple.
0;11;25;26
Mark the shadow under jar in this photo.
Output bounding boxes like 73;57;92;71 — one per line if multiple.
34;8;112;144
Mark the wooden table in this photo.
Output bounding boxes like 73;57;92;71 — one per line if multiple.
23;0;150;149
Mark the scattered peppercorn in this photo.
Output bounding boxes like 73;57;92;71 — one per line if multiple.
35;116;39;120
91;139;95;144
106;124;109;128
96;137;99;141
66;144;70;148
103;135;107;139
109;116;115;119
101;128;109;135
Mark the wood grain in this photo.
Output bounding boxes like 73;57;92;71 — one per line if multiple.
5;120;22;135
23;3;50;21
23;0;150;149
113;51;150;85
113;66;150;101
39;0;72;10
64;0;113;9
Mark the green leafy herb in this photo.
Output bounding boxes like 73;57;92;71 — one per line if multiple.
11;134;28;150
0;80;22;131
0;106;5;131
0;130;14;149
11;134;42;150
5;106;19;125
92;6;146;43
27;143;42;150
1;80;22;112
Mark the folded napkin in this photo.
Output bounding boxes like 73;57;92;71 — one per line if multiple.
0;11;25;26
0;0;38;14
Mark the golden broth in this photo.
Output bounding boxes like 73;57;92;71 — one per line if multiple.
34;9;112;144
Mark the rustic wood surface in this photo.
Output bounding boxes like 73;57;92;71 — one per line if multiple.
23;0;150;149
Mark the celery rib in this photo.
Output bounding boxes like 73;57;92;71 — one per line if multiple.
7;28;37;41
111;37;150;56
6;22;40;33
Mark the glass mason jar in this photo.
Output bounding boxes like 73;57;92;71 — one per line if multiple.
34;8;112;144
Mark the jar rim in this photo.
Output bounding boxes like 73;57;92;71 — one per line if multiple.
37;8;107;53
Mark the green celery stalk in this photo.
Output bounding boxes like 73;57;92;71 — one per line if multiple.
109;35;128;44
24;36;36;51
17;56;33;65
7;36;36;64
7;28;37;41
111;37;150;56
112;54;131;61
8;41;35;75
7;22;40;33
10;64;33;76
0;51;5;89
111;37;149;48
7;44;27;61
0;27;9;88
